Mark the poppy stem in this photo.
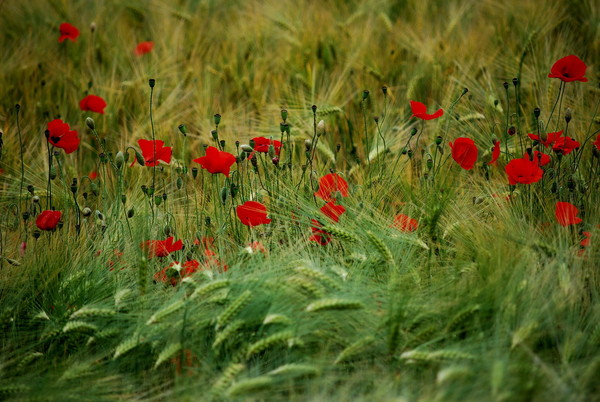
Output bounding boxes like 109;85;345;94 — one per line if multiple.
15;105;25;222
46;142;53;209
149;83;157;223
546;81;564;131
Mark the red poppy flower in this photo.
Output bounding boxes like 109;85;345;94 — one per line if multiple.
79;95;107;114
449;137;478;170
488;141;500;165
236;201;271;227
594;134;600;151
47;119;80;154
137;139;172;167
314;173;349;202
142;236;183;258
505;158;544;185
193;146;236;177
548;55;588;83
309;219;332;246
251;137;282;156
555;202;582;226
320;202;346;223
88;171;98;180
552;136;580;155
58;23;79;43
36;210;62;231
391;214;418;232
154;260;201;286
135;41;154;56
245;241;267;254
580;231;592;248
524;150;550;167
528;131;563;147
410;100;444;120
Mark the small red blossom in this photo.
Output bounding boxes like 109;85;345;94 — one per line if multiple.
580;231;592;248
88;171;98;180
236;201;271;227
528;131;563;147
552;136;580;155
555;202;582;226
410;100;444;120
548;55;588;83
593;134;600;151
320;202;346;223
391;214;418;232
488;141;501;165
47;119;80;154
449;137;478;170
79;95;107;114
142;236;183;258
193;146;236;177
251;137;282;156
309;219;332;246
245;241;267;254
137;139;172;167
135;41;154;56
59;23;79;43
154;260;201;286
505;158;544;185
314;173;349;202
524;151;551;167
36;210;62;231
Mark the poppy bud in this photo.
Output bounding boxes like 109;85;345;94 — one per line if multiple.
149;78;156;88
154;196;162;206
240;144;253;153
86;117;95;130
435;136;442;145
281;109;288;122
53;150;60;158
312;105;317;113
83;192;88;199
305;139;312;151
284;123;291;134
220;140;226;149
141;185;148;194
410;128;418;137
494;99;499;107
135;150;145;166
214;113;221;126
176;177;183;189
237;154;245;162
401;147;408;155
512;77;519;87
565;108;572;123
426;159;433;170
23;212;29;221
205;216;211;226
115;151;125;169
507;126;516;136
90;22;96;33
280;122;286;133
211;129;219;141
70;178;78;194
407;150;413;158
503;82;509;90
99;153;108;164
248;139;256;149
28;185;34;194
82;207;92;217
33;230;41;239
230;183;238;198
373;116;379;123
96;211;105;221
462;88;469;95
317;120;325;137
362;90;370;100
127;208;134;218
551;182;558;193
525;147;533;158
50;167;57;180
534;108;540;118
162;193;167;201
382;86;388;95
336;144;341;153
147;186;155;196
121;194;127;204
250;154;258;168
268;144;276;158
272;157;280;166
90;182;99;196
192;167;198;178
178;124;187;136
220;187;228;204
32;195;40;203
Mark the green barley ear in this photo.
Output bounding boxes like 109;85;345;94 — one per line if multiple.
334;335;376;365
295;266;341;290
306;298;364;312
287;277;324;298
246;330;295;358
227;376;274;397
321;225;359;242
190;279;230;300
445;304;480;334
213;319;245;349
146;299;185;325
63;321;98;334
113;335;140;359
216;290;252;329
70;307;115;320
366;231;395;268
211;363;246;397
154;342;182;369
267;363;320;379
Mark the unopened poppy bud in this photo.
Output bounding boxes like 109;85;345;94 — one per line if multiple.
53;150;60;157
435;136;442;145
240;144;253;153
281;109;288;122
268;144;276;158
70;178;78;194
565;108;572;123
507;126;516;136
192;167;198;178
154;196;162;206
101;222;107;232
50;167;57;180
214;113;221;126
178;124;187;136
336;144;341;153
317;120;325;137
280;122;286;133
176;177;183;189
147;186;155;196
96;211;105;221
237;154;245;163
410;128;418;137
149;78;156;88
127;208;134;218
219;140;226;149
86;117;95;130
82;207;92;217
373;116;379;123
462;88;469;95
284;123;290;134
90;22;96;33
534;108;540;118
401;147;408;155
272;157;280;166
33;230;41;239
220;187;228;204
32;195;40;203
407;149;413;158
362;90;370;100
230;183;238;198
83;192;88;199
512;77;519;87
115;151;125;169
162;193;167;201
141;185;148;194
121;194;127;204
248;139;255;149
205;217;211;227
27;185;34;194
305;139;312;151
503;82;509;90
135;151;145;166
382;86;388;95
312;105;317;113
99;153;108;163
23;212;29;221
426;159;433;170
551;182;558;193
211;130;219;140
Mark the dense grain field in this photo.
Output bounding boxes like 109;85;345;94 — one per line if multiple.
0;0;599;400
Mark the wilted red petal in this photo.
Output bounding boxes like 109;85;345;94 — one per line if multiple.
410;100;444;120
391;214;418;232
488;141;500;165
555;202;582;226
